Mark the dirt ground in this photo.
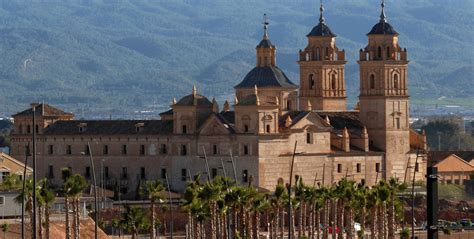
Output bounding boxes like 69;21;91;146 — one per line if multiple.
0;217;109;239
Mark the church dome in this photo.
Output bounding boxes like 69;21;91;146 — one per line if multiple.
307;22;336;37
235;66;297;89
257;38;274;48
367;21;398;35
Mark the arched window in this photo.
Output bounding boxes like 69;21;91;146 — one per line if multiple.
331;74;337;90
377;46;382;59
386;46;390;59
287;100;291;110
393;74;399;89
370;74;375;89
309;74;315;89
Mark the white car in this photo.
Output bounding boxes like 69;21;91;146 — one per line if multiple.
354;222;361;232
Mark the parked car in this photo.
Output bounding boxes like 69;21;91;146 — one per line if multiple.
459;219;472;227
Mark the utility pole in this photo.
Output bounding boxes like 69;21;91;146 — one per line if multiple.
287;141;298;239
21;143;30;239
165;173;173;239
411;151;421;239
32;106;37;239
86;143;98;239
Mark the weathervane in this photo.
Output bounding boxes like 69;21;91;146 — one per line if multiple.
319;0;325;24
263;13;269;39
380;0;387;22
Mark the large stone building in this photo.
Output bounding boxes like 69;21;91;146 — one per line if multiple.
9;2;427;195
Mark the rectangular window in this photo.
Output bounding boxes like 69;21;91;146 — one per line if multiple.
454;179;460;185
376;163;381;173
25;145;30;156
0;196;4;205
396;118;401;129
181;169;187;181
213;144;218;155
306;133;312;144
140;145;145;156
104;167;109;179
160;144;167;154
211;168;218;179
242;170;249;183
85;166;91;179
415;162;419;172
66;145;72;155
243;145;249;155
244;125;249;132
356;163;361;173
140;167;146;180
85;145;90;155
161;168;167;179
48;145;54;155
48;165;54;179
122;167;128;179
122;145;127;155
181;145;187;155
337;164;342;173
182;125;187;134
103;145;109;155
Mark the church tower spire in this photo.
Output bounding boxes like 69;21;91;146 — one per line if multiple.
256;13;276;67
298;0;347;111
358;0;410;180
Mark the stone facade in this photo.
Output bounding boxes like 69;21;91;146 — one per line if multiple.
9;4;427;196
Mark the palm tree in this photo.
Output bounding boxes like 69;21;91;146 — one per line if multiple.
120;205;150;239
270;181;287;239
0;173;22;190
366;187;378;239
14;178;36;236
353;183;368;239
199;179;224;239
61;168;73;239
65;173;88;239
38;179;55;239
341;180;356;239
250;193;269;239
387;177;406;239
144;179;165;239
376;181;390;239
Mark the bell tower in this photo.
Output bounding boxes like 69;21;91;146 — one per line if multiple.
358;0;410;179
298;1;346;111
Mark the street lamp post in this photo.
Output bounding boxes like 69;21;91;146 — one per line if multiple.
164;173;173;239
32;106;37;239
21;143;30;239
86;143;98;239
287;141;298;239
411;151;421;239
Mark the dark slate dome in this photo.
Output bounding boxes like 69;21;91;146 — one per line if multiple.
176;94;212;106
367;21;398;35
235;66;297;88
307;22;336;37
257;38;274;48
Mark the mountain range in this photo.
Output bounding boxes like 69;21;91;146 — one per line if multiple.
0;0;472;117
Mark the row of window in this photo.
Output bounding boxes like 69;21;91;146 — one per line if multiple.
335;162;419;173
17;125;39;134
308;74;338;90
47;165;250;183
41;143;250;156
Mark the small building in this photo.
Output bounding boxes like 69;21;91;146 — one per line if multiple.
433;154;474;185
0;152;32;182
0;190;22;218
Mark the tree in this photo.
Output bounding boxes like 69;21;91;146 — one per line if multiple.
63;172;88;239
38;179;55;239
120;205;150;239
387;177;406;239
144;179;165;239
0;173;21;190
14;178;36;236
61;168;73;239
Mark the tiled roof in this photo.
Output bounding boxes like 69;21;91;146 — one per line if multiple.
428;151;474;167
279;111;310;128
159;109;173;115
44;120;173;135
220;111;235;124
315;111;364;131
12;103;73;117
235;66;297;89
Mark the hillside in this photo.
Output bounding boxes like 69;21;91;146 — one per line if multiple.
0;0;472;117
